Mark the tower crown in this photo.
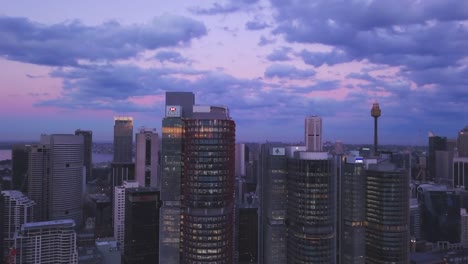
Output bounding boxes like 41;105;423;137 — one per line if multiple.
371;103;381;118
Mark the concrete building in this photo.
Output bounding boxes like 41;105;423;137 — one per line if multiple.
28;134;84;225
304;116;322;152
95;238;121;264
113;180;138;251
461;208;468;247
428;134;447;181
410;198;422;241
75;129;93;183
135;128;159;188
1;190;34;258
13;219;78;264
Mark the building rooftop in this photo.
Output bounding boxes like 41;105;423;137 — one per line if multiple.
22;219;75;230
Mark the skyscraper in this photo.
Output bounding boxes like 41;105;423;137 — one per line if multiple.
135;128;159;188
0;186;4;264
259;143;288;264
113;180;139;251
27;143;50;222
75;129;93;183
365;162;409;263
181;105;236;263
340;155;366;264
159;92;236;264
160;92;193;264
28;134;84;225
458;126;468;157
1;190;35;258
428;134;447;181
123;187;160;264
43;134;84;225
11;144;29;192
13;219;78;263
287;151;336;264
304;116;322;151
113;117;133;164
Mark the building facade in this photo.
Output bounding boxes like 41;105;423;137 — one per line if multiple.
1;190;34;258
13;220;78;264
259;143;288;264
287;151;336;264
113;117;133;164
304;116;322;152
458;127;468;158
11;145;29;192
113;180;139;251
75;129;93;183
135;128;159;188
340;156;366;264
123;187;160;264
365;163;409;263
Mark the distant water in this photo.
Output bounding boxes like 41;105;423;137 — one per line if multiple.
0;149;112;164
0;149;11;161
92;153;113;163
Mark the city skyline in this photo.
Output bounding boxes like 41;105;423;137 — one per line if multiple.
1;1;468;144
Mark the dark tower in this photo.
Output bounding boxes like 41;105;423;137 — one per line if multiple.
371;103;381;155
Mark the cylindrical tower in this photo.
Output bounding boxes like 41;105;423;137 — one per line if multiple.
181;118;236;263
371;103;381;155
287;152;336;263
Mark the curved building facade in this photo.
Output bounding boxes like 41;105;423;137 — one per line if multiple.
365;165;409;264
181;118;236;263
287;152;336;264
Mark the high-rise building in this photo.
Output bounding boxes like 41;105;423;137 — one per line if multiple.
458;126;468;157
1;190;34;258
135;128;159;188
237;206;258;264
123;187;160;264
418;186;460;243
340;155;366;264
159;92;193;264
304;116;322;151
259;143;288;264
428;134;447;181
11;144;29;192
365;162;409;263
44;134;84;224
453;157;468;189
159;92;236;264
0;187;4;264
13;219;78;264
461;209;468;247
435;150;454;185
28;134;84;225
75;129;93;183
113;117;133;164
113;180;138;251
181;105;236;263
27;143;50;222
287;151;336;264
410;198;421;241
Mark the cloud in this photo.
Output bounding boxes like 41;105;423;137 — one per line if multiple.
266;47;292;61
299;49;352;67
190;0;260;15
264;64;315;79
154;51;190;64
245;20;269;30
258;35;276;46
0;15;207;66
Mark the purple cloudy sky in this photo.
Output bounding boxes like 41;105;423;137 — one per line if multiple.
1;0;468;144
